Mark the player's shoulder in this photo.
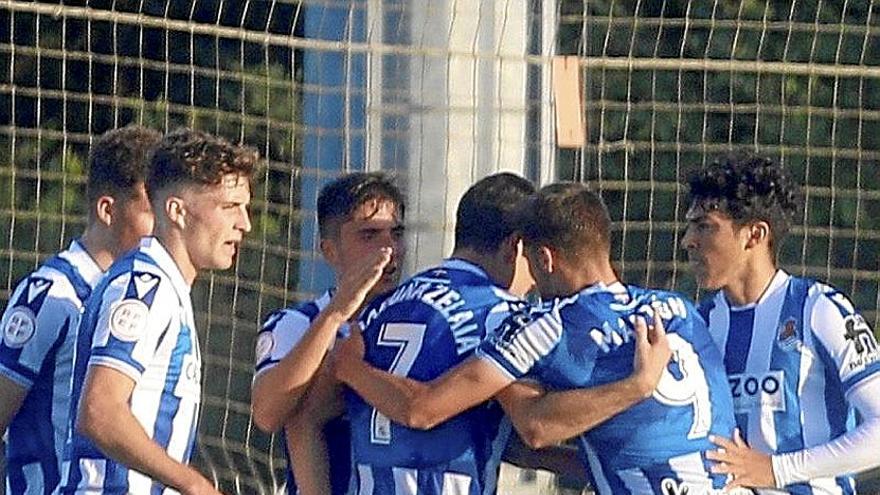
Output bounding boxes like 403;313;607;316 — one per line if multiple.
260;301;318;334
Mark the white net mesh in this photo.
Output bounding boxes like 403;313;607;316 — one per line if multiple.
1;1;879;494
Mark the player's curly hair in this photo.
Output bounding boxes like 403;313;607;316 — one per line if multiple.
317;172;405;240
147;128;259;199
687;153;800;254
87;124;162;205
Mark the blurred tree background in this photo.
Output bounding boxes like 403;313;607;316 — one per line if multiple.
1;1;879;493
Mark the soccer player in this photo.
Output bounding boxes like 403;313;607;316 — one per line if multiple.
250;172;404;495
682;155;880;493
339;172;536;494
336;182;735;494
60;128;258;495
0;125;159;495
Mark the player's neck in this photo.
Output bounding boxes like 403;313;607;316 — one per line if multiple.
560;258;618;296
79;225;119;272
450;248;510;290
154;228;197;286
722;256;777;307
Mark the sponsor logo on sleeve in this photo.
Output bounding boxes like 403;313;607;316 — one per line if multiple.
729;370;786;414
2;307;37;348
109;299;150;342
843;314;879;371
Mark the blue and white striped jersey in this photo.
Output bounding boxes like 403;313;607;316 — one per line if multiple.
254;290;352;495
478;282;737;495
700;270;880;495
60;237;201;495
1;240;102;495
347;259;519;495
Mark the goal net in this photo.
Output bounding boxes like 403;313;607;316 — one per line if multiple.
0;1;878;494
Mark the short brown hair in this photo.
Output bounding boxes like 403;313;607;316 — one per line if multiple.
147;128;259;200
518;182;612;260
317;172;405;240
87;124;162;204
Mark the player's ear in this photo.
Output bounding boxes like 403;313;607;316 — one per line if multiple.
538;245;554;273
502;233;520;263
165;195;187;230
320;236;339;265
94;195;115;227
746;221;770;249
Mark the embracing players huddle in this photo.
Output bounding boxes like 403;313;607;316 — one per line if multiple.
1;127;879;495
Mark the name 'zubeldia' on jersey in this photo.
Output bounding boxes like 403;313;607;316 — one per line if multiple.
362;276;482;356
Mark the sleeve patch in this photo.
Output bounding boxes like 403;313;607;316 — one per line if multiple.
109;299;150;342
2;306;37;348
254;332;275;365
842;314;880;372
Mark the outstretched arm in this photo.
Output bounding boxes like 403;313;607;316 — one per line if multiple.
498;314;671;448
334;326;513;430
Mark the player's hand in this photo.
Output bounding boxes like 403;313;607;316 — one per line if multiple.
180;470;224;495
631;310;672;397
326;247;393;321
333;322;366;383
706;429;775;489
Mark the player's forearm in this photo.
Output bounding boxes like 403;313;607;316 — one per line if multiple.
77;400;212;493
503;376;650;448
502;432;588;483
342;360;438;429
0;374;27;433
251;309;347;432
285;414;332;495
772;378;880;487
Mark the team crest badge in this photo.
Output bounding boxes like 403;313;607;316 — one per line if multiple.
109;299;150;342
2;306;37;348
778;317;799;351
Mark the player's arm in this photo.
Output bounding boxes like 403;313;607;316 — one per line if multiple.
283;359;345;495
251;247;391;432
77;365;221;495
497;314;670;448
335;326;513;429
0;375;26;433
709;294;880;490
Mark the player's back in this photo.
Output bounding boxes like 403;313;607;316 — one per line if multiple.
490;282;736;494
347;259;518;495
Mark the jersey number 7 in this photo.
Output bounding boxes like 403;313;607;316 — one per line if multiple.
370;323;427;445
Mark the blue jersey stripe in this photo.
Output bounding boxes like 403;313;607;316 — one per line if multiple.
724;309;754;375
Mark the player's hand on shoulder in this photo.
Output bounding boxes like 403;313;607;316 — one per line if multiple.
632;309;672;398
332;321;366;383
327;247;393;320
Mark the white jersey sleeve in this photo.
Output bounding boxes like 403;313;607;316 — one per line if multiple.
253;308;312;377
87;270;174;382
0;272;81;389
808;289;880;394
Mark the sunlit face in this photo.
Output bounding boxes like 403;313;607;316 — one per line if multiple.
180;173;252;271
323;199;405;299
110;182;154;256
680;201;751;290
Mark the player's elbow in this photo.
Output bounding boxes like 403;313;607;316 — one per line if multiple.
515;420;554;449
251;403;285;433
405;407;443;430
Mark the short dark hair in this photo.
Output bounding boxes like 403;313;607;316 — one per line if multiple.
454;173;535;253
317;172;405;240
147;128;259;200
87;125;162;205
687;154;800;254
518;182;611;260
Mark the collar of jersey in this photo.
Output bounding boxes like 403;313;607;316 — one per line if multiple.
579;280;629;300
65;238;104;288
138;236;192;293
725;269;789;311
441;258;492;282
